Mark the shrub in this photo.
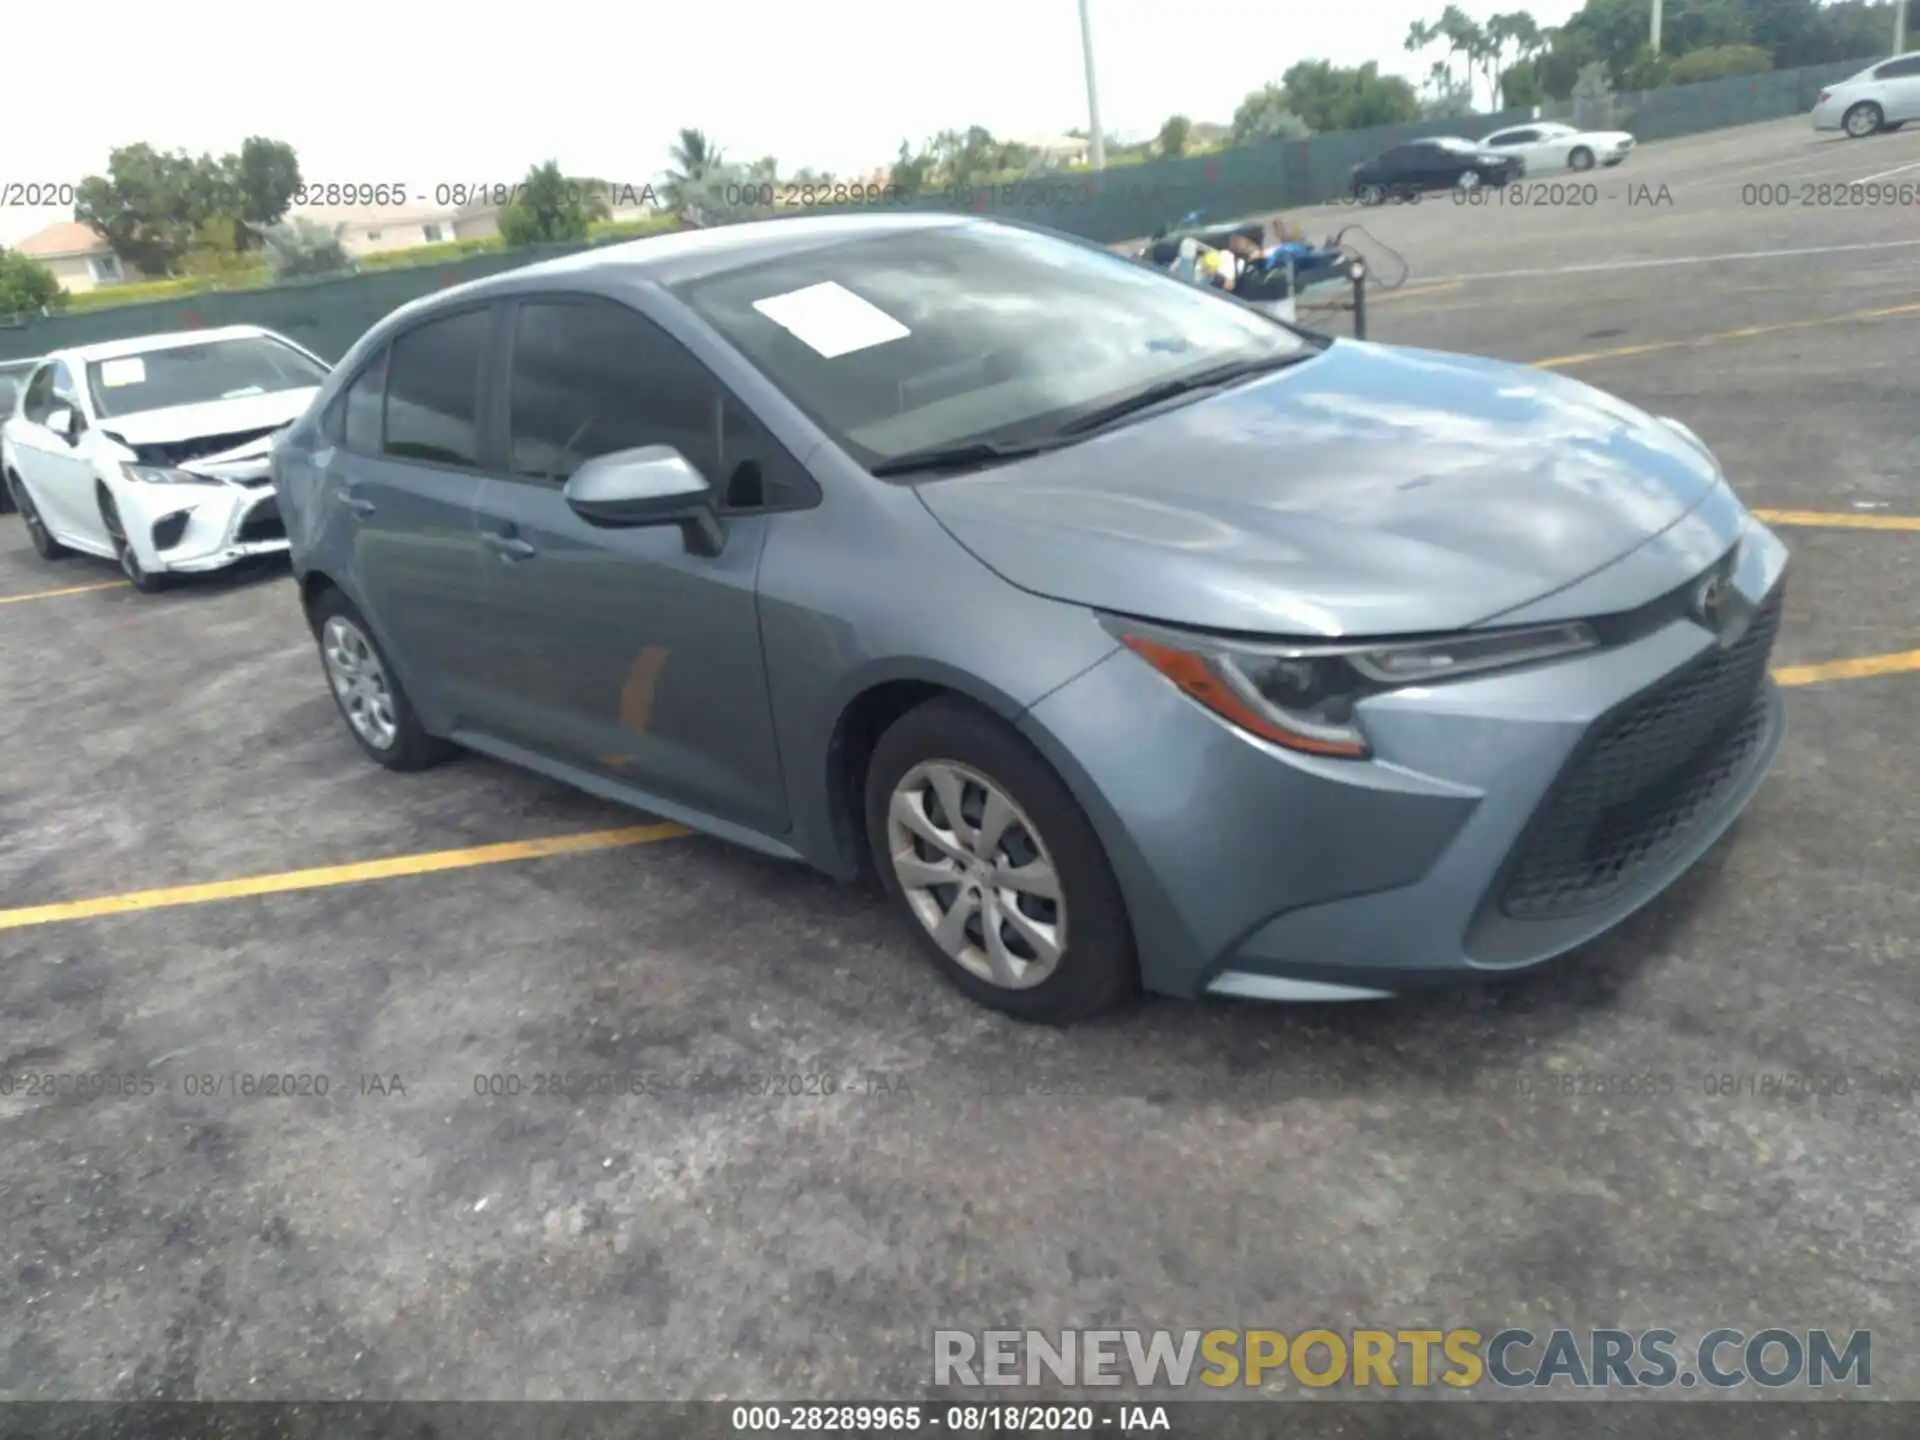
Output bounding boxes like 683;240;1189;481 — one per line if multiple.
1668;45;1775;84
356;236;505;270
64;277;220;312
587;213;682;243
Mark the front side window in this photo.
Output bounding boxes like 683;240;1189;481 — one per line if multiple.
506;299;718;483
341;347;389;454
670;222;1312;472
86;335;328;418
383;309;488;468
20;364;57;423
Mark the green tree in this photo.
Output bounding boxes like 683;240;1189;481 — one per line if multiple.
1407;6;1489;105
890;140;934;196
74;143;237;277
1420;59;1477;118
0;248;64;314
499;160;613;245
1230;84;1312;142
1276;61;1420;133
228;136;300;247
662;128;724;215
1157;114;1193;157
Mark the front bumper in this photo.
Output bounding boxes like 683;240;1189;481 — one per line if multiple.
1019;515;1791;1002
120;481;290;574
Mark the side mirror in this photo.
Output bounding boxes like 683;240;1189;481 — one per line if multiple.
563;444;726;557
44;406;81;443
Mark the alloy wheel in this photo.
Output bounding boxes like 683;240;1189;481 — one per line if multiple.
885;760;1066;991
321;615;400;751
1458;169;1482;191
1845;104;1881;138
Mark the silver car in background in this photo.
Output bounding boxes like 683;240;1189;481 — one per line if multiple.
1812;51;1920;135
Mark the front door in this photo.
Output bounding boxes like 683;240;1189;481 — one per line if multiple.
466;294;795;835
12;361;100;544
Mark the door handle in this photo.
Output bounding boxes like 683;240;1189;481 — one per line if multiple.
337;492;376;515
483;530;536;560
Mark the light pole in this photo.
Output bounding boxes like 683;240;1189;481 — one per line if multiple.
1077;0;1106;171
1898;0;1909;55
1650;0;1663;51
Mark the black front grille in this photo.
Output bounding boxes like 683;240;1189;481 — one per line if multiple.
236;496;284;543
1497;587;1783;921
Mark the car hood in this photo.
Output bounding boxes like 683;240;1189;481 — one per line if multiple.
914;341;1724;637
95;387;321;468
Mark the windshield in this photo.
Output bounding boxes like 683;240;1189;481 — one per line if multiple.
669;222;1312;471
86;335;329;418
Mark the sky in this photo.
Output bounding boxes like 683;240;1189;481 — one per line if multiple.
0;0;1582;247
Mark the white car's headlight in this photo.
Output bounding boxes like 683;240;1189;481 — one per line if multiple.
1101;614;1599;759
120;463;226;487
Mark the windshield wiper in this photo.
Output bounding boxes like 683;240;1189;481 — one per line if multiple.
868;435;1079;478
1054;351;1316;437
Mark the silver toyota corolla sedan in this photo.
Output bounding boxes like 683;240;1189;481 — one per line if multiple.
271;213;1787;1024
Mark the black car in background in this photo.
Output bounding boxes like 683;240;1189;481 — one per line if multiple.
1350;137;1522;204
0;357;41;514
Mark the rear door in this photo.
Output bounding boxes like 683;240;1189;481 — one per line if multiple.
318;306;498;727
465;293;805;833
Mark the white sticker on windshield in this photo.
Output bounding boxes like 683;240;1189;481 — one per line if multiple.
751;281;909;358
99;356;146;388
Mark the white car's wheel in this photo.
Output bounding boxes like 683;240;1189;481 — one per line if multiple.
1844;102;1884;138
10;472;72;560
1568;146;1595;171
96;487;169;593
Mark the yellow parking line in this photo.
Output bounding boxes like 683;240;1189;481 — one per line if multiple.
0;579;128;605
0;823;689;933
1534;300;1920;368
1771;649;1920;688
1752;509;1920;533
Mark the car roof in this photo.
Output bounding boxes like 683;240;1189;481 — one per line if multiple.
498;211;970;288
59;324;292;364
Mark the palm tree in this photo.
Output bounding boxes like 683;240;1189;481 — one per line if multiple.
663;128;726;221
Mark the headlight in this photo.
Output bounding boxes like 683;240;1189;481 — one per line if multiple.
1100;615;1599;759
120;463;225;486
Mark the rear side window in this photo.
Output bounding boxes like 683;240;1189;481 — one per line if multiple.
341;348;389;454
384;309;488;468
506;298;719;483
1877;56;1920;78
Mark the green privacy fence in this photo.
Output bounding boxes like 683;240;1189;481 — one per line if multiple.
0;55;1876;366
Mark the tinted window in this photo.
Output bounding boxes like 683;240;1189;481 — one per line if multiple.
1877;56;1920;77
669;222;1308;471
342;348;389;453
384;309;488;467
52;362;77;399
86;335;328;418
506;299;718;483
1489;129;1537;145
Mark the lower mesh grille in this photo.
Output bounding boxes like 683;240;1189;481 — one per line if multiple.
1497;587;1782;921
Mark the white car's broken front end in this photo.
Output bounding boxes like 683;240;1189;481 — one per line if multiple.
97;391;317;576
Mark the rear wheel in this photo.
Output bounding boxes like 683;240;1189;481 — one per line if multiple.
9;473;70;560
1456;168;1483;192
1844;102;1884;138
864;696;1138;1025
1356;182;1385;206
97;488;168;593
311;588;454;772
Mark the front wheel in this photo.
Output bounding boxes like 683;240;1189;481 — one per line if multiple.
1356;183;1385;206
1569;146;1595;171
97;490;168;593
864;697;1138;1025
1844;102;1884;138
1456;168;1482;191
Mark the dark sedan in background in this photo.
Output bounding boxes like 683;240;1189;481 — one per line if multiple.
1351;137;1523;204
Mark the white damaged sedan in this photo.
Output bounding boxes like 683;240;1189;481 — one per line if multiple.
0;325;329;591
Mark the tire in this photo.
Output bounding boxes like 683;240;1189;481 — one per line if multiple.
310;588;455;772
1844;102;1884;138
97;488;169;593
1456;168;1482;191
9;472;71;560
1568;146;1595;171
864;696;1138;1025
1357;183;1385;207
